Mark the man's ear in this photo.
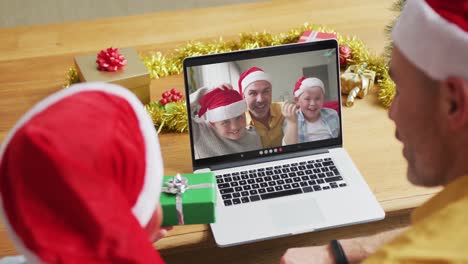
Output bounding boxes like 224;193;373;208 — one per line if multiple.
294;97;299;104
441;77;468;129
208;122;216;129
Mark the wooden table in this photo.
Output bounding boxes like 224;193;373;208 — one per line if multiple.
0;1;440;263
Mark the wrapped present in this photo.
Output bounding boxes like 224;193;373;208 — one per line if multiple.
160;173;216;226
74;47;151;104
298;30;337;43
340;64;376;107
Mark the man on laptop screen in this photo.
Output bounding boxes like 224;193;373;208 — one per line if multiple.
238;66;285;149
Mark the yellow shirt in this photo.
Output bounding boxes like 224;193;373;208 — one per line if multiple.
365;175;468;263
246;102;285;149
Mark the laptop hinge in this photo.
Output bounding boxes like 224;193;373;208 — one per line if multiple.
205;147;331;171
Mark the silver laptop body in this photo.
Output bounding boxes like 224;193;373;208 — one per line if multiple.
183;40;385;247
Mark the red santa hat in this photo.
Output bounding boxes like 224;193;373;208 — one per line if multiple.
0;82;165;263
293;77;325;98
198;87;247;123
238;67;272;95
392;0;468;81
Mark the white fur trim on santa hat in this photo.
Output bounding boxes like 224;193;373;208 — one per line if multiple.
241;71;272;94
205;100;247;123
392;0;468;81
294;78;325;97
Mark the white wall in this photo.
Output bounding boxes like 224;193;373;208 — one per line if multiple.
186;48;340;103
188;62;240;93
235;49;339;102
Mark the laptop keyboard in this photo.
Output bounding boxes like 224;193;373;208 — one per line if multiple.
216;157;347;206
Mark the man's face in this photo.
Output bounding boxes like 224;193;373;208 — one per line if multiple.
295;87;324;122
244;80;272;120
209;114;247;140
388;47;448;186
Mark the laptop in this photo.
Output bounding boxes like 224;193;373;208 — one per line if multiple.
182;39;385;247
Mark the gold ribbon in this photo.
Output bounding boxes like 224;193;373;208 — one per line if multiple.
340;64;376;107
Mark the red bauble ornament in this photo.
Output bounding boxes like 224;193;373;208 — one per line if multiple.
339;45;352;67
160;98;168;105
159;88;184;106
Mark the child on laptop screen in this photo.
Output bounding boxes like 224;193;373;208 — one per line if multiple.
282;77;339;145
190;84;262;159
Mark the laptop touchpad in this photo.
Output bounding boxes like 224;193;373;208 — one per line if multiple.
269;198;325;228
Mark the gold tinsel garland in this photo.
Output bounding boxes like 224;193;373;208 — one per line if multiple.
65;23;397;132
145;100;188;133
64;67;79;88
378;0;406;108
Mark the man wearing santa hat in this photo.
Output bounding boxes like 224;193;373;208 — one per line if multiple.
238;67;285;149
0;83;169;263
281;0;468;263
189;84;262;159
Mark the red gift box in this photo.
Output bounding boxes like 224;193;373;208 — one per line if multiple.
298;30;337;43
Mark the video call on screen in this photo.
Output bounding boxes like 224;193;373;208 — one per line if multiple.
187;48;341;161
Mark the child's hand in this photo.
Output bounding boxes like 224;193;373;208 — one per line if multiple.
282;102;298;123
151;226;173;243
218;83;234;90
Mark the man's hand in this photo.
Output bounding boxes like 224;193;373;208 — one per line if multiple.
281;245;333;264
282;102;298;123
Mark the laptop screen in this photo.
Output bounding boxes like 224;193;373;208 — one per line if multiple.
183;40;342;169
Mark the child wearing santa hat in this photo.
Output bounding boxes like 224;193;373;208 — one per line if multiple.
0;82;168;264
282;77;339;145
189;84;262;159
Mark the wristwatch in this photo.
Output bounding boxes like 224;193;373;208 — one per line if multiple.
329;239;349;264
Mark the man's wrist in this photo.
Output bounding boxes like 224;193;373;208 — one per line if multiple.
339;238;371;263
329;240;349;264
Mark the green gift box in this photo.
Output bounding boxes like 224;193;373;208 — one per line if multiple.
160;172;216;226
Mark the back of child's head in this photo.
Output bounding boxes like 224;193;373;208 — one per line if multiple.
0;82;165;264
